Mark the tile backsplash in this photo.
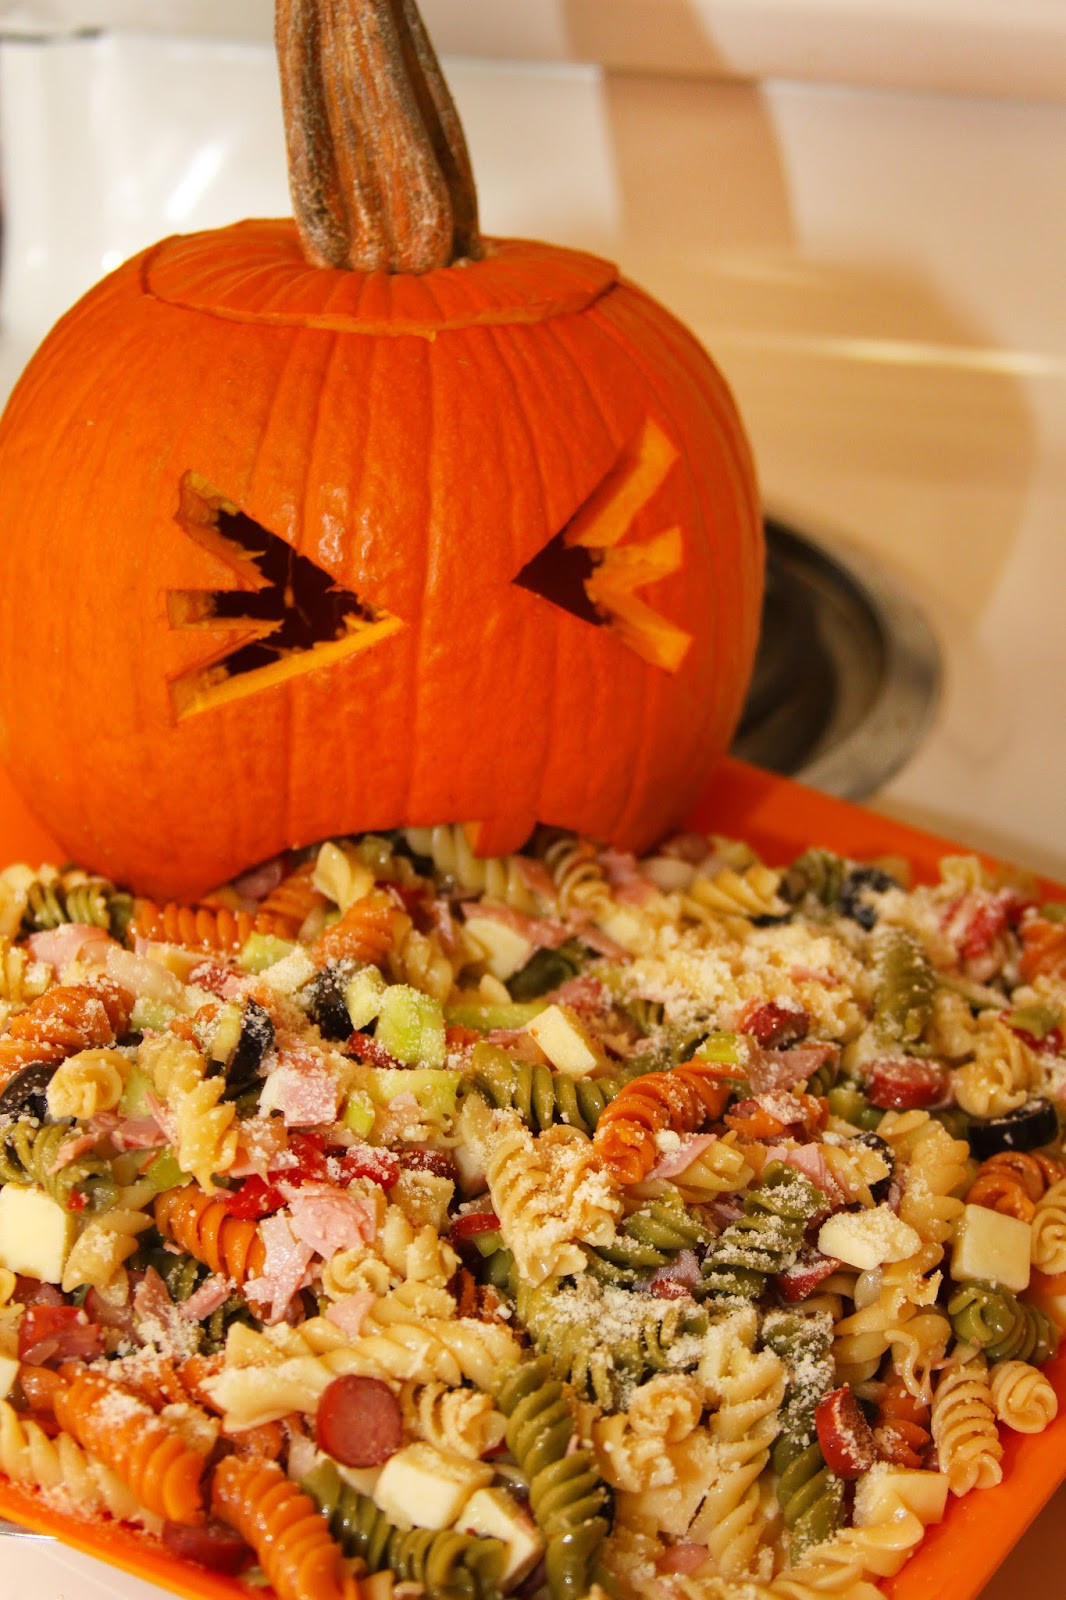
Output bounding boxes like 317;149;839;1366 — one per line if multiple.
0;0;1064;100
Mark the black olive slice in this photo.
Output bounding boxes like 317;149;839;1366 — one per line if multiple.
0;1061;59;1120
307;965;354;1040
224;1000;276;1098
837;866;899;931
507;943;581;1002
849;1131;895;1202
967;1097;1060;1161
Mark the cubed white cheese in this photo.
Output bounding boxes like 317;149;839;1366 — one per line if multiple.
854;1465;949;1527
259;946;317;996
524;1004;602;1077
373;1442;493;1531
0;1185;78;1283
951;1203;1031;1293
456;1487;545;1585
0;1355;19;1401
343;965;387;1029
817;1205;922;1271
463;916;534;982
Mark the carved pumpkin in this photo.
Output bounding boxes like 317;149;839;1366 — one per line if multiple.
0;1;762;898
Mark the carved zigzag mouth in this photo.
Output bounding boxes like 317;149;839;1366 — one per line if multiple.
166;473;403;718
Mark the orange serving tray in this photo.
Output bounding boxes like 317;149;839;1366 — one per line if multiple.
0;754;1063;1600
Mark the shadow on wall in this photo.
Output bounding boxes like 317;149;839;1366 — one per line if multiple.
537;27;1037;636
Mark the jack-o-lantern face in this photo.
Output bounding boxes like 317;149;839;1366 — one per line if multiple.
0;223;761;897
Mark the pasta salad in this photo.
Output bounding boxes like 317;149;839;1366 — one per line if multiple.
0;824;1063;1600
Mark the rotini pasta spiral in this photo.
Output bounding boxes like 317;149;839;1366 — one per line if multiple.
400;1380;507;1459
406;825;543;914
154;1184;267;1285
697;1163;822;1301
495;1355;612;1600
45;1047;129;1120
870;928;935;1048
464;1041;642;1137
541;835;613;917
130;900;300;951
988;1359;1058;1433
953;1017;1044;1118
593;1060;732;1184
878;1110;969;1246
304;1457;505;1599
310;890;401;967
583;1195;712;1286
0;1119;116;1212
53;1369;209;1524
947;1280;1059;1366
1030;1175;1066;1273
772;1434;845;1562
513;1273;704;1411
0;979;132;1085
20;866;132;939
966;1149;1065;1222
931;1357;1003;1494
685;862;787;922
0;1399;140;1521
0;937;52;1006
212;1455;358;1600
61;1198;155;1298
481;1108;620;1286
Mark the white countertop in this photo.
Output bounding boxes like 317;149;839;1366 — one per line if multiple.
1;26;1066;1596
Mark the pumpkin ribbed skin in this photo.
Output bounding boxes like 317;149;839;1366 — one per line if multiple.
0;222;760;897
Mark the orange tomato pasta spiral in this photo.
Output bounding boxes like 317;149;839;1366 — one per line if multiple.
0;979;132;1085
965;1149;1065;1222
258;860;327;928
592;1061;732;1184
154;1185;267;1285
212;1455;359;1600
53;1368;208;1524
311;890;399;967
129;900;300;952
874;1375;932;1469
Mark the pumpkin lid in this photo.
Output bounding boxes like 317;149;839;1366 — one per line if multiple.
144;223;618;336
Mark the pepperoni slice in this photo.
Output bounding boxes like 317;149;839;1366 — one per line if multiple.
815;1387;876;1479
162;1519;253;1575
450;1209;501;1241
18;1305;106;1366
315;1374;403;1467
741;1001;810;1048
865;1058;949;1111
775;1249;842;1304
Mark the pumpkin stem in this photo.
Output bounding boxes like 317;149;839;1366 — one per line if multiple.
276;0;482;272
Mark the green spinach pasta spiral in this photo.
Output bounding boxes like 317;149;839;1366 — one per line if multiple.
948;1281;1059;1366
0;1118;115;1212
762;1308;835;1441
20;869;132;939
871;927;935;1049
782;848;850;910
773;1432;846;1561
582;1197;713;1286
303;1458;505;1600
494;1356;611;1600
463;1043;638;1136
697;1163;823;1301
513;1273;706;1410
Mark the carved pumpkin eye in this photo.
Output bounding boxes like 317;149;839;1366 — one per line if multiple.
514;417;692;672
166;472;402;718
